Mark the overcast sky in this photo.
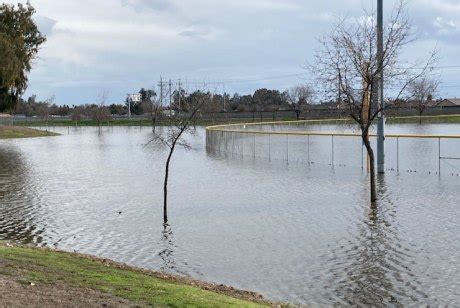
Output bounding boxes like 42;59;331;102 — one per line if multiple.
6;0;460;105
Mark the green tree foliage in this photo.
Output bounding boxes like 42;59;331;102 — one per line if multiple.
126;88;157;115
109;103;127;115
0;33;20;111
0;2;46;112
252;88;283;106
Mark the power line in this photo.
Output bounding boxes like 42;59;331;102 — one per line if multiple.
436;65;460;69
180;73;308;85
403;64;460;70
161;64;460;86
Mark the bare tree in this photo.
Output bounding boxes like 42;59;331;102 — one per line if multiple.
265;104;279;121
140;92;162;133
150;90;208;225
140;88;162;132
407;76;438;124
204;94;221;124
91;91;111;128
314;0;436;202
38;95;54;130
150;97;163;132
71;106;82;125
286;85;315;120
249;104;258;122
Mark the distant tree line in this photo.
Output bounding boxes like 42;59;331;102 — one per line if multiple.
12;78;441;122
12;85;316;119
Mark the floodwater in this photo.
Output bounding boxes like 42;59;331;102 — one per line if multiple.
0;124;459;306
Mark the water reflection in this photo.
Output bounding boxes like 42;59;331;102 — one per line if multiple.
158;224;178;272
155;224;203;278
0;126;458;305
0;146;46;244
326;175;428;306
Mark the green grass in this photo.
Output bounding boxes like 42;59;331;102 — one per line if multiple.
0;126;59;139
0;244;269;307
386;114;460;124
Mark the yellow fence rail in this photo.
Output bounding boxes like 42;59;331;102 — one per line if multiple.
206;120;460;176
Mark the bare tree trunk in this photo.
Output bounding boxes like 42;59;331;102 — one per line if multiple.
151;115;156;133
163;142;176;225
362;132;377;202
149;107;157;133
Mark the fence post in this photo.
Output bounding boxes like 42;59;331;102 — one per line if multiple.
438;137;441;177
332;135;334;167
221;131;224;153
242;133;245;157
253;133;256;160
268;134;271;162
397;137;399;173
307;135;310;164
232;132;234;156
286;134;289;163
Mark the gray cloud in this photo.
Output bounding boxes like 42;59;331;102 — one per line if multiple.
120;0;174;12
34;15;57;36
4;0;460;104
179;30;205;38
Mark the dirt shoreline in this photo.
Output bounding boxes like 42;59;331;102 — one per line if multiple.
51;246;270;304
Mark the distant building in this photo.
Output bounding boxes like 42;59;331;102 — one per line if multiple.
128;93;141;103
399;100;439;109
162;109;176;117
437;98;460;107
0;113;11;118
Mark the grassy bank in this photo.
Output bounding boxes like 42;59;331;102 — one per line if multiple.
0;243;271;307
0;126;59;139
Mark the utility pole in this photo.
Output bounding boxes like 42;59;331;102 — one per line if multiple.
178;79;182;111
168;80;172;117
158;76;165;107
223;83;226;111
127;94;131;120
377;0;385;174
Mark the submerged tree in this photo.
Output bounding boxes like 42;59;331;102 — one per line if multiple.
0;3;46;112
407;76;438;124
71;106;83;125
314;0;436;202
150;90;207;225
286;84;315;120
139;88;163;132
91;91;111;129
149;95;163;133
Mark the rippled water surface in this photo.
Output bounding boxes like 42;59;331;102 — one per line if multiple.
0;125;459;306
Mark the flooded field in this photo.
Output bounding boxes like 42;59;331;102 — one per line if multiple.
0;124;459;306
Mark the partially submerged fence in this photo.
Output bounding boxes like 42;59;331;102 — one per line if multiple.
206;120;460;176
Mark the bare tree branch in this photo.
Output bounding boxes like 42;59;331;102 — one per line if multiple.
312;0;437;202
